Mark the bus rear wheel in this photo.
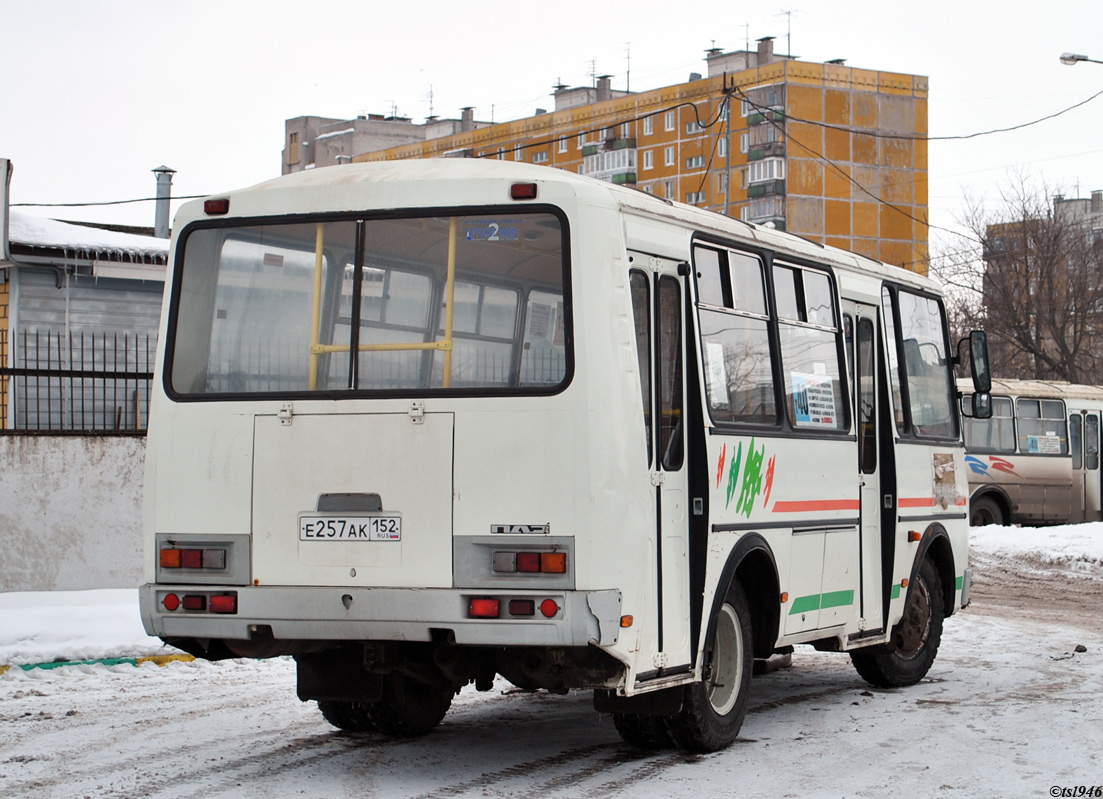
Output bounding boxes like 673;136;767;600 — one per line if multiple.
612;713;673;749
851;558;944;688
368;673;454;737
970;495;1004;527
317;699;375;733
664;579;753;753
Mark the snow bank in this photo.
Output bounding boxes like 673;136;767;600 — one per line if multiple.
971;520;1103;580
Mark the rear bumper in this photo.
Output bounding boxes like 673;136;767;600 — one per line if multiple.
140;584;623;649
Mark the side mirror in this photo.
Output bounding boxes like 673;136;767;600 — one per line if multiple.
969;330;991;393
972;391;992;420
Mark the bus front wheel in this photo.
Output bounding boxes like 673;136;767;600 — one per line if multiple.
970;495;1004;527
851;558;944;688
664;579;753;753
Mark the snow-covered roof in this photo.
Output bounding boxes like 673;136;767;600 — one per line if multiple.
8;210;168;262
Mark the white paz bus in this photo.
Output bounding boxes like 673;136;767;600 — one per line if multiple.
140;160;991;752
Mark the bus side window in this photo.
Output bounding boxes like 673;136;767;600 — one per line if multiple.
1087;415;1100;471
1070;414;1083;470
630;270;653;465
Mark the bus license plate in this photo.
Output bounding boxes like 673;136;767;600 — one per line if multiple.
299;515;402;541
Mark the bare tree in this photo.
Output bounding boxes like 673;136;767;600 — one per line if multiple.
933;175;1103;383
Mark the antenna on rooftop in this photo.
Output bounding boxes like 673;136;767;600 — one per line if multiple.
776;8;795;56
625;42;631;92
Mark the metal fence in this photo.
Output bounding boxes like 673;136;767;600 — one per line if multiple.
0;328;155;432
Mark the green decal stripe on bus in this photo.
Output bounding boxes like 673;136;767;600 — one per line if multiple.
788;590;855;615
789;595;821;614
820;590;855;610
891;583;902;600
956;576;964;590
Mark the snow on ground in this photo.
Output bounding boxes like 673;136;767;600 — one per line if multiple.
0;524;1101;798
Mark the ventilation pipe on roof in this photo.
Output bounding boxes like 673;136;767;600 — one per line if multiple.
0;158;11;263
152;165;176;239
460;107;475;133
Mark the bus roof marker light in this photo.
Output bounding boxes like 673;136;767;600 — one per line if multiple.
204;198;230;215
510;183;537;200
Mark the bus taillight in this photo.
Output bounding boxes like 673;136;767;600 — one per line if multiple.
469;598;501;618
493;551;567;574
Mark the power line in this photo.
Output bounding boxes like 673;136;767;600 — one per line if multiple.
12;194;207;209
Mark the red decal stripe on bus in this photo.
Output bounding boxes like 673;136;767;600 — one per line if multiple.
898;497;936;508
772;499;861;513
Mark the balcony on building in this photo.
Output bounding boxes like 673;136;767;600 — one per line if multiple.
581;137;638;185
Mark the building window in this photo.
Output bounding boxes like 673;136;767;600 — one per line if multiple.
665;146;675;166
497;148;505;161
664;181;674;199
643;184;654;194
686;155;706;170
741;98;752;117
718;102;730;122
665;111;676;131
748;158;785;184
578;132;587;149
740;133;749;154
643;150;654;171
643;116;654;136
621;122;631;138
515;147;524;161
718;139;727;158
533;151;549;164
686;191;706;205
558;137;568;154
716;173;728;193
686;121;704;135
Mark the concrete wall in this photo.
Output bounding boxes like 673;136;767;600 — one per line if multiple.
0;435;144;592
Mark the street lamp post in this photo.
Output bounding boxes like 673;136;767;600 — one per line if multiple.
1060;52;1103;66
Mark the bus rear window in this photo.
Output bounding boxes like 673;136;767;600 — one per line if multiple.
169;212;568;397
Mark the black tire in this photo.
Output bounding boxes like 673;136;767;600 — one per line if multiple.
970;495;1004;527
368;674;453;738
664;579;753;753
851;558;945;688
317;700;375;733
612;713;673;750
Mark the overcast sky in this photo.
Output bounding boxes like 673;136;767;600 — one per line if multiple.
3;0;1102;257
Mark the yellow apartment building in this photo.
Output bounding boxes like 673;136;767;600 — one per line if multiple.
331;38;928;272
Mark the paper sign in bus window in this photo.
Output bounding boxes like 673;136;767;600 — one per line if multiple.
792;372;836;427
706;341;729;408
1027;435;1062;454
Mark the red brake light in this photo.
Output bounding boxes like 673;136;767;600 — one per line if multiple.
209;594;238;614
510;183;537;200
163;593;180;611
182;595;206;611
469;598;500;618
181;549;203;569
204;198;230;215
508;599;535;616
540;599;560;618
517;552;541;573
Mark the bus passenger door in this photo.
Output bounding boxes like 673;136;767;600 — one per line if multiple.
1087;413;1101;521
630;256;692;674
1070;413;1085;523
847;302;888;634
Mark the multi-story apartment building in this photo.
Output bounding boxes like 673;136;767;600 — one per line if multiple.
289;37;930;273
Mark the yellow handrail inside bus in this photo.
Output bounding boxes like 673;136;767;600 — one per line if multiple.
308;223;324;391
306;217;459;387
443;217;457;388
